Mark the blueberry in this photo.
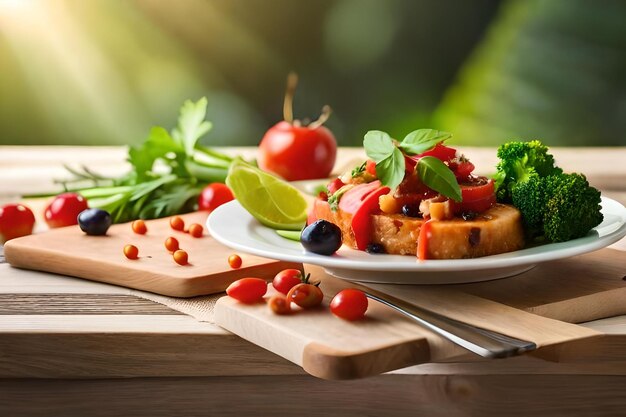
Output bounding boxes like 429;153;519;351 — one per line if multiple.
401;204;422;218
366;243;386;254
300;220;342;255
78;208;112;236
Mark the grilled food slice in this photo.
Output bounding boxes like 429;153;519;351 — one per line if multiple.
313;200;525;259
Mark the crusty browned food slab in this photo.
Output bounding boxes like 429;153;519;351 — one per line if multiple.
314;200;524;258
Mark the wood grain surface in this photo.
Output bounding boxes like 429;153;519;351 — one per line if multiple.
4;211;301;297
2;146;626;416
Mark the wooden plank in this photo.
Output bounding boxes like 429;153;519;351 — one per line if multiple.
0;294;181;315
4;212;301;297
2;375;626;417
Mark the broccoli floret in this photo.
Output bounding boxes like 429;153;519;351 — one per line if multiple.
494;140;562;202
511;173;603;242
542;173;603;242
510;172;546;239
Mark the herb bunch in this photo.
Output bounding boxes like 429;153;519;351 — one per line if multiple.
58;98;240;223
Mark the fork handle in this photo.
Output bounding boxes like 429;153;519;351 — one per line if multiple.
363;289;537;358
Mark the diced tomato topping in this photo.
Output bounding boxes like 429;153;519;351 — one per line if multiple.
457;179;496;213
338;180;382;214
455;161;475;179
417;143;457;162
417;219;433;260
365;160;377;176
351;186;390;250
327;178;345;195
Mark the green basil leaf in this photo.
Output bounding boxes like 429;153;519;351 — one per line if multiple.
364;130;394;162
417;156;462;202
376;147;405;190
399;129;452;155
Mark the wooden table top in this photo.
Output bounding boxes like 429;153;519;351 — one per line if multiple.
2;146;626;416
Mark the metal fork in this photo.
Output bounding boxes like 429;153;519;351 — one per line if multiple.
359;285;537;358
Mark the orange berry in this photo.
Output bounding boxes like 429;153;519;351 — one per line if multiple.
132;219;147;235
188;223;204;238
123;244;139;260
228;254;242;269
164;236;179;252
170;216;185;231
268;294;291;315
173;249;188;265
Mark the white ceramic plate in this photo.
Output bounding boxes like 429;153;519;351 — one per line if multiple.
207;197;626;284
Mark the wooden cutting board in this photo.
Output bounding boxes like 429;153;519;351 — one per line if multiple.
215;248;626;379
4;212;301;297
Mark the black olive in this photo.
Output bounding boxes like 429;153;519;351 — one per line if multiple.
461;211;478;221
366;243;386;254
401;204;422;218
300;220;342;255
78;208;112;236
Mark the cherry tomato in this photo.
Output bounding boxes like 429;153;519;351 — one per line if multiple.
164;237;179;252
228;254;242;269
268;294;291;315
286;283;323;309
330;289;368;321
272;269;304;295
257;74;336;181
123;244;139;260
132;219;147;235
258;121;337;181
188;223;204;238
173;249;189;265
198;183;234;212
455;160;475;179
170;216;185;231
226;278;267;304
0;203;36;243
44;193;88;228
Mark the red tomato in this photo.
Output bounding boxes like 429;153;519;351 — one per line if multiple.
268;294;291;315
198;183;234;212
286;283;323;308
272;269;304;294
418;143;457;161
455;160;475;178
228;254;242;269
459;179;496;213
226;278;267;304
44;193;88;228
330;289;368;321
0;203;36;243
258;121;337;181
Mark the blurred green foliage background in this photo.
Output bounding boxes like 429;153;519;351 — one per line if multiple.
0;0;624;147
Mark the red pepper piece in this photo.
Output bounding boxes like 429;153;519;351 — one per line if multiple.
327;178;345;195
351;186;390;250
338;180;382;214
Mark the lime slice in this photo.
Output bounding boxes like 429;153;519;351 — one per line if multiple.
226;159;308;230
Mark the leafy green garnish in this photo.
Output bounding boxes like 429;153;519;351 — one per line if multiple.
399;129;452;155
54;98;243;223
363;128;460;200
417;156;462;202
351;161;366;178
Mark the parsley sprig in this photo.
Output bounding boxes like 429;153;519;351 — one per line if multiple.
363;129;462;201
55;98;244;223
